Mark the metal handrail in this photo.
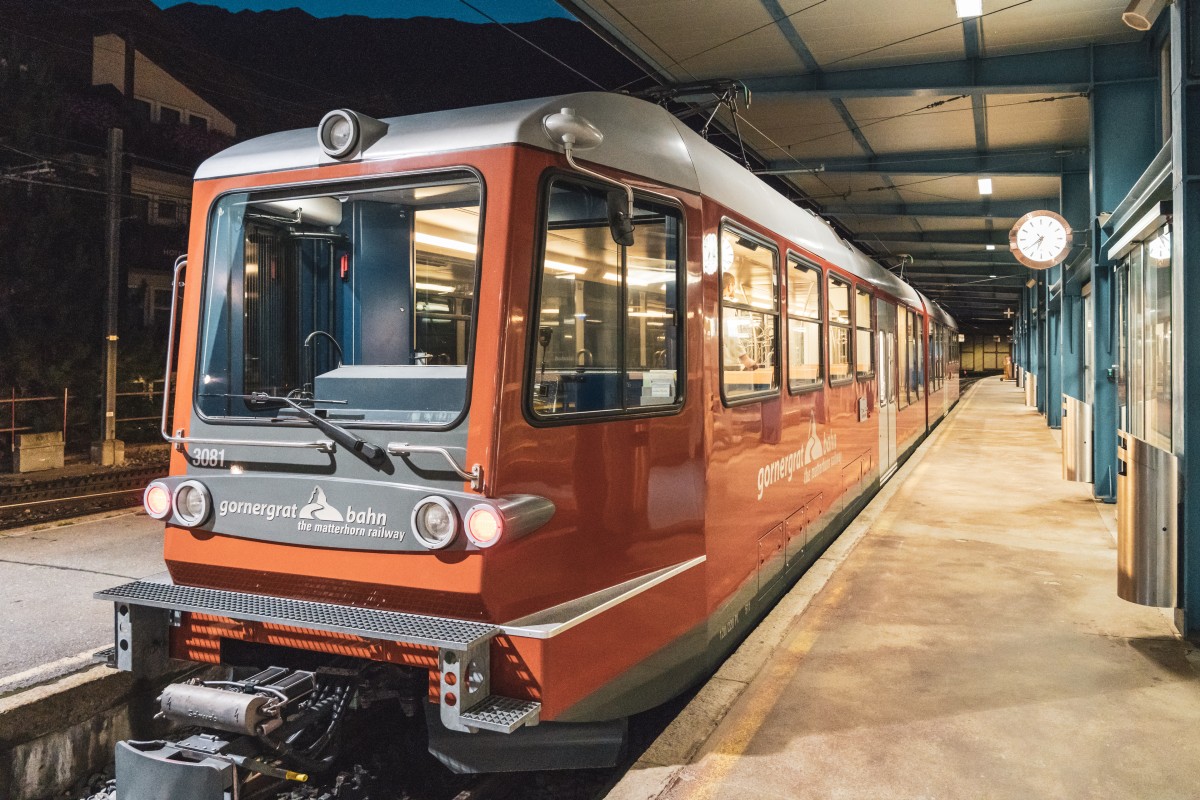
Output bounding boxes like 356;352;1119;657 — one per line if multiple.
159;255;335;455
387;442;483;490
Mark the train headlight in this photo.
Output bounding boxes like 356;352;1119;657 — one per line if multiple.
144;481;172;520
172;480;212;527
411;497;458;550
465;504;504;548
318;110;358;158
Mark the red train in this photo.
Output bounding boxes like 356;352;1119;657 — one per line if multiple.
101;92;959;795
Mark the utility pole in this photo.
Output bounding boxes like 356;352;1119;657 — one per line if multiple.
93;126;125;466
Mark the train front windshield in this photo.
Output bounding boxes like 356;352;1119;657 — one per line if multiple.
196;172;481;426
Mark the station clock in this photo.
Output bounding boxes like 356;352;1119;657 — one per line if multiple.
1009;210;1072;270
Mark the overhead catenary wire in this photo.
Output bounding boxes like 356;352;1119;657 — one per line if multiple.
455;0;606;90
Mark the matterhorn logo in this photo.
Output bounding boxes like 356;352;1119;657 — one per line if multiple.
299;487;344;522
755;412;840;499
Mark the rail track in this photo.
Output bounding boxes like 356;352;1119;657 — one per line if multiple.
0;463;167;530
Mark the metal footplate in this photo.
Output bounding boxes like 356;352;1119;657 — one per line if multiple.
459;695;542;733
96;575;540;735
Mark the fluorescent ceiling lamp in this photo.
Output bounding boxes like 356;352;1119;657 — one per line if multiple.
414;281;454;294
977;177;993;195
544;259;588;274
986;244;996;251
955;0;982;17
414;231;476;254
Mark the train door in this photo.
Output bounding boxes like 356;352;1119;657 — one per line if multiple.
876;299;898;478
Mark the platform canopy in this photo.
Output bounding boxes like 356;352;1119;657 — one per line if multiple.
558;0;1144;323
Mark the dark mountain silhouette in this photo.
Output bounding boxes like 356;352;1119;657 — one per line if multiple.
158;3;646;135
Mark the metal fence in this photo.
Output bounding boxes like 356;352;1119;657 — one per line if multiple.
2;381;172;455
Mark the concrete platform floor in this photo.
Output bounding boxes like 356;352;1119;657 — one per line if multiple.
0;510;163;692
612;378;1200;799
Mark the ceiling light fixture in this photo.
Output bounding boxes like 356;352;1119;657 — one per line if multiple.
955;0;983;18
977;177;993;195
1121;0;1167;30
414;231;476;254
986;244;996;251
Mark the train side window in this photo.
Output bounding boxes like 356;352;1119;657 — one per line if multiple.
897;306;910;409
786;255;822;392
827;274;852;385
720;225;779;401
910;310;924;400
854;286;874;379
528;178;683;419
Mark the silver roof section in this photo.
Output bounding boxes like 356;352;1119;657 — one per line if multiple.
197;92;943;321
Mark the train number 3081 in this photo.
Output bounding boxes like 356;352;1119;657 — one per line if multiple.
191;448;226;467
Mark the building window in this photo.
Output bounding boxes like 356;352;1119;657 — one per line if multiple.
1122;223;1172;450
188;114;208;131
720;225;778;401
827;274;852;384
855;286;874;378
527;178;684;419
133;98;152;122
786;255;822;392
159;105;181;126
129;194;150;223
156;199;179;222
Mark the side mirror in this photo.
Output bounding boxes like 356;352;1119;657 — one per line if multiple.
606;190;635;247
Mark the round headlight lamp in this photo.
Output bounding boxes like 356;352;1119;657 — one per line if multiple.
172;480;212;527
411;496;458;550
465;504;504;548
318;110;359;158
144;481;172;520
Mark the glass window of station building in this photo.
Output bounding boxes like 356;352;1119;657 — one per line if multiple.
1116;223;1172;451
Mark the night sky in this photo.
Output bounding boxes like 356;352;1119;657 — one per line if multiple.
150;0;571;23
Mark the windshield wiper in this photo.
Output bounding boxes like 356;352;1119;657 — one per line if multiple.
241;392;385;466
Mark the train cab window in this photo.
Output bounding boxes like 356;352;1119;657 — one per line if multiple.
720;226;778;401
855;286;874;379
528;179;683;419
827;274;852;384
196;171;482;427
786;256;822;392
897;307;910;409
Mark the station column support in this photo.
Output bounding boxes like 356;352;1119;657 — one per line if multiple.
1046;262;1061;427
1089;48;1158;502
1171;0;1200;639
1059;172;1091;410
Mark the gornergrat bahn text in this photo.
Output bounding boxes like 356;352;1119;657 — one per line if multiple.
96;92;960;798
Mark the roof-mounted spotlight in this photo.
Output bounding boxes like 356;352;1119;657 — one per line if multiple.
1122;0;1167;30
317;109;388;160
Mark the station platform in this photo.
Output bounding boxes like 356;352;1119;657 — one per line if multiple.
609;377;1200;800
0;510;164;693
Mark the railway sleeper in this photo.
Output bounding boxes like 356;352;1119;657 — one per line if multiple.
95;577;543;799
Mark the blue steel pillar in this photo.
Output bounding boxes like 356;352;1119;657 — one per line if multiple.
1060;172;1091;407
1046;262;1062;427
1089;49;1158;501
1171;0;1200;639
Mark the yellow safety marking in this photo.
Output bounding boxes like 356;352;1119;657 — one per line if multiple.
673;586;845;800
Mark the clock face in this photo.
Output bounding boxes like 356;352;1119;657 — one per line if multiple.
1009;210;1072;269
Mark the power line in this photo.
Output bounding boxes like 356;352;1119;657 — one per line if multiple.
455;0;605;89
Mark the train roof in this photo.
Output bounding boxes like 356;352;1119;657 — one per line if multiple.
197;92;951;323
